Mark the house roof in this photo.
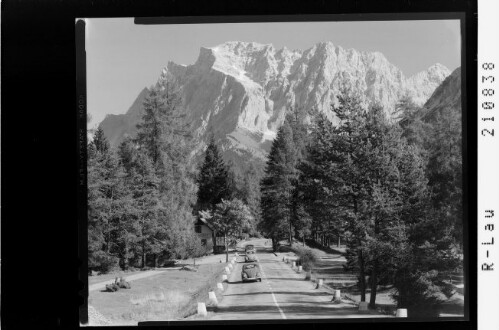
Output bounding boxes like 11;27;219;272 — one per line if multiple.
198;217;214;231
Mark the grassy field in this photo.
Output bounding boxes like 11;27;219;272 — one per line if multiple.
88;263;226;325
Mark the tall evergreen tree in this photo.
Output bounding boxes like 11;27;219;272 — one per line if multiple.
197;136;231;212
260;120;298;249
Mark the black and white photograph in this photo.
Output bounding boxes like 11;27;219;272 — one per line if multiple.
82;17;466;325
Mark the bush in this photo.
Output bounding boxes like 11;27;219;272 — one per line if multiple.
89;251;120;274
294;246;319;271
392;270;448;317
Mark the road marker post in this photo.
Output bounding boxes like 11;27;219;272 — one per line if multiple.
222;274;228;282
208;291;218;306
217;282;224;291
396;309;407;317
225;267;230;274
228;263;233;269
285;257;289;264
316;278;323;289
358;301;369;313
197;302;207;316
292;261;296;268
297;265;302;273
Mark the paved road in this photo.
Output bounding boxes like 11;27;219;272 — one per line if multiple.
209;239;391;320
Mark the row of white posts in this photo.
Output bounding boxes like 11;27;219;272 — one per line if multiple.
198;255;238;316
281;255;407;317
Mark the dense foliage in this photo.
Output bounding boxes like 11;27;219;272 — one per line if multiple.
259;89;463;316
88;80;203;272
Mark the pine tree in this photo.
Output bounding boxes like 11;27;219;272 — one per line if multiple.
93;126;110;154
260;120;298;249
197;136;231;212
88;129;128;272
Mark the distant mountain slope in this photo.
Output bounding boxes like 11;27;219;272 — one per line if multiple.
100;41;451;168
422;67;461;122
99;87;149;147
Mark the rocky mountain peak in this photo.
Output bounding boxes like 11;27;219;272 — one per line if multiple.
100;41;454;169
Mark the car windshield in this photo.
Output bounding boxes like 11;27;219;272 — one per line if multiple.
243;264;258;269
245;245;254;250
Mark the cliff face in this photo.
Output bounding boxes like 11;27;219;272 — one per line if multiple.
422;67;461;122
100;41;452;164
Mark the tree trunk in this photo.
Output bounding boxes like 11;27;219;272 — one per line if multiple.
153;254;158;268
302;236;305;246
289;218;293;246
142;240;146;268
369;260;378;309
123;239;129;271
225;233;229;263
338;235;341;248
358;249;366;302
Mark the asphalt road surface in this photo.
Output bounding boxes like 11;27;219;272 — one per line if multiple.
209;238;391;320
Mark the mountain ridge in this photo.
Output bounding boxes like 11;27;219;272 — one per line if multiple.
99;41;453;166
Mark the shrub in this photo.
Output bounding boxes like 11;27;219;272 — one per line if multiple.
90;251;120;274
105;282;120;292
294;246;319;271
392;270;449;317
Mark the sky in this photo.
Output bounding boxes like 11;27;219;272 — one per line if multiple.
86;18;461;129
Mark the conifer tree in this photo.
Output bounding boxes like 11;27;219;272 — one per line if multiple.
260;120;298;249
197;136;231;212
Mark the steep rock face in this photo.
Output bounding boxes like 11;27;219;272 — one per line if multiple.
422;67;461;121
100;41;451;165
99;87;149;147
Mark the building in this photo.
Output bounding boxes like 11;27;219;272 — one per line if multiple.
194;217;226;254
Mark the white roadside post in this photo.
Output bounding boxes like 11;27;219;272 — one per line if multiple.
358;302;369;313
292;261;296;268
222;274;228;282
285;257;289;264
334;290;341;301
297;265;303;273
197;302;207;316
208;291;218;306
217;282;224;291
225;266;230;274
316;278;323;289
228;263;233;269
396;309;408;317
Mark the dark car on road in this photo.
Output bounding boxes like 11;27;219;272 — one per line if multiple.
245;250;257;262
241;263;262;282
245;244;256;253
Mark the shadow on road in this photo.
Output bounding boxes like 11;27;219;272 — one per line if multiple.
215;303;367;317
224;291;331;297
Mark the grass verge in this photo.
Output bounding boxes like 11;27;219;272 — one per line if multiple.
88;262;227;325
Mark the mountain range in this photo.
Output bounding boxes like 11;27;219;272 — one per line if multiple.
99;41;459;169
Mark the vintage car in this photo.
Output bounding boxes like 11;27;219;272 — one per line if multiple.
241;263;262;282
245;244;256;253
245;250;257;262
